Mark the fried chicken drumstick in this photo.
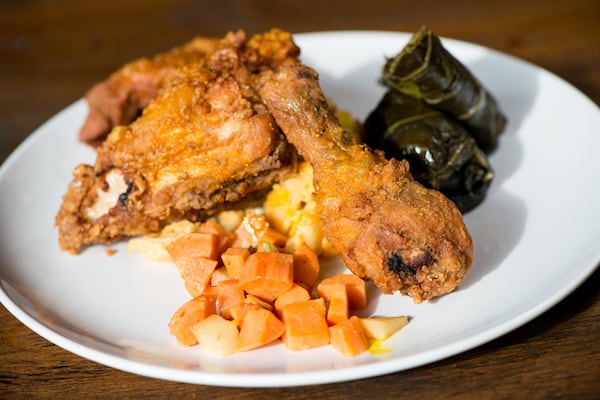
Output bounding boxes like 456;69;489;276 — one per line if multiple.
259;64;473;302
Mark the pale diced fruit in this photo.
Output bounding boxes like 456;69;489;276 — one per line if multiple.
210;266;231;286
191;314;239;356
359;316;409;341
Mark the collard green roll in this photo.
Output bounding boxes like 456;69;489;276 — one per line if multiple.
381;26;506;153
364;90;494;213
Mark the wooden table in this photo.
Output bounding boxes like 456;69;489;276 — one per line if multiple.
1;1;599;398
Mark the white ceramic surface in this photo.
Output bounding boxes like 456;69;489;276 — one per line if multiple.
1;31;599;387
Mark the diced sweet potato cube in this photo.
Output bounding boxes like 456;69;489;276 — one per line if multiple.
216;279;245;320
239;252;294;302
231;213;287;248
221;247;250;280
317;274;367;310
198;219;229;235
274;283;311;318
199;219;234;255
282;298;330;351
227;303;246;325
235;306;285;352
293;242;320;291
166;232;220;261
174;255;219;296
231;213;266;248
169;294;217;347
322;282;348;325
184;282;202;298
202;284;218;297
329;316;369;357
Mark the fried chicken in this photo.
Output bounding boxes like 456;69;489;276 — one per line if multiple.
259;64;473;302
79;29;300;146
79;36;220;146
56;29;300;253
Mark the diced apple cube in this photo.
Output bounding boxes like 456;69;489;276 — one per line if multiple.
191;314;239;356
359;316;409;341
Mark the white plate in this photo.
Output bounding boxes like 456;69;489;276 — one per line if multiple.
1;31;599;387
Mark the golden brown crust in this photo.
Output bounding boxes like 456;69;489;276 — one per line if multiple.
78;29;301;146
56;29;300;253
79;36;223;146
258;64;473;302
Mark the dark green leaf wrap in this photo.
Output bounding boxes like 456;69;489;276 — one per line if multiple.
381;26;506;153
364;90;494;213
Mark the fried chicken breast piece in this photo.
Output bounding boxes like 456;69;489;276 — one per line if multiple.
79;28;299;146
56;30;299;253
79;36;221;146
259;64;473;302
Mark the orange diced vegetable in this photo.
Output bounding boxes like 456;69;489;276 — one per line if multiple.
166;232;220;261
293;242;320;291
231;213;267;248
329;316;369;357
273;283;311;318
281;298;330;351
239;251;294;302
221;247;250;280
216;279;245;320
202;284;219;297
191;314;239;356
184;282;202;298
199;219;234;255
322;281;348;325
174;255;219;296
169;294;217;347
199;219;229;235
317;274;367;310
227;303;246;325
163;209;402;357
235;306;285;352
231;213;287;248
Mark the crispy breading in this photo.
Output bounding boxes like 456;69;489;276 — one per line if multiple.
79;28;300;146
56;29;299;253
258;64;473;302
79;36;221;146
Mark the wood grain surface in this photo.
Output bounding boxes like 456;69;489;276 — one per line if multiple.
1;1;599;398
